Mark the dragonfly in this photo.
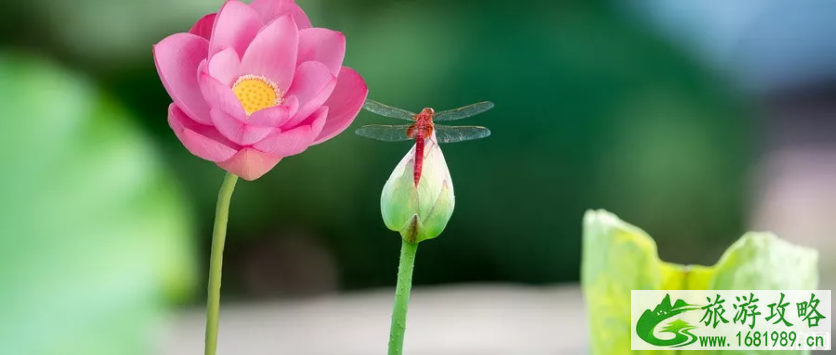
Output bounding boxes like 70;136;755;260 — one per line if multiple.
356;99;493;186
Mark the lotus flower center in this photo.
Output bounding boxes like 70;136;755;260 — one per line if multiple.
232;75;283;116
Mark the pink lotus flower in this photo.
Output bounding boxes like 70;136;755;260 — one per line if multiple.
154;0;368;180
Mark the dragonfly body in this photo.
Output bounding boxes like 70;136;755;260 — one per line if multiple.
409;108;435;186
358;100;493;186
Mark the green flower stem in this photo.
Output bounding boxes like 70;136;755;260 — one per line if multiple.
205;172;239;355
388;240;419;355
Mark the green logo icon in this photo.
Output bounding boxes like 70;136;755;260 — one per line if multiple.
636;294;702;347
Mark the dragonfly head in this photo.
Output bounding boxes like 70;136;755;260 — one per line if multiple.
420;107;435;116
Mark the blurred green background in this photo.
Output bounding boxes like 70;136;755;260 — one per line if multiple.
4;0;833;353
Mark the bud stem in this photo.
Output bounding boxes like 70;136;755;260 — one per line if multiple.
205;172;239;355
388;240;419;355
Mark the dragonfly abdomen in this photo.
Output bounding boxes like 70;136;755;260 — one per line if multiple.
413;136;424;187
411;124;434;187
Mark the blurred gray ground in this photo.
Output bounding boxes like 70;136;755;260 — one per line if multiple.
161;285;586;355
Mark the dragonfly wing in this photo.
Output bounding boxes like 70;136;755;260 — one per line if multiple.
363;100;417;121
355;124;414;142
434;125;491;144
433;101;495;121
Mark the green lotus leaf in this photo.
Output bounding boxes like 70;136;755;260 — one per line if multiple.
582;210;817;355
0;52;195;355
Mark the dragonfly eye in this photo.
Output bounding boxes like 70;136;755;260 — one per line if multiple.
421;108;435;115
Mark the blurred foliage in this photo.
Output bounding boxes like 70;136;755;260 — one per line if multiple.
582;210;818;355
0;0;756;297
0;53;195;354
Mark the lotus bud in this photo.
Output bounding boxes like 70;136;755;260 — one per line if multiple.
381;136;455;243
